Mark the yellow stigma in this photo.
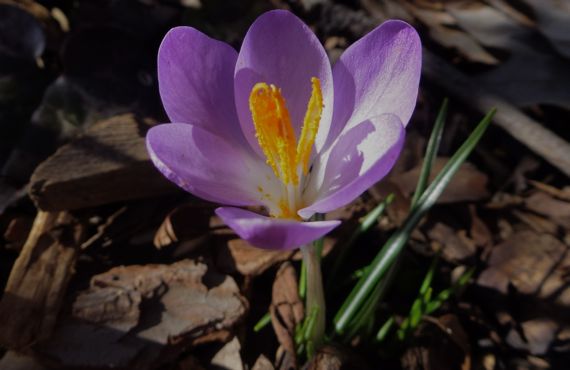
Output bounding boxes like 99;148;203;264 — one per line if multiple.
249;83;298;185
249;77;323;186
297;77;323;175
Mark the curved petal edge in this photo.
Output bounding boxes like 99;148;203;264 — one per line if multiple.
234;9;334;156
299;114;405;219
328;20;421;144
216;207;340;250
147;123;271;207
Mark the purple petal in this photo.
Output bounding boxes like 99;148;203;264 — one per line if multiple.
234;10;334;155
299;114;405;218
158;27;246;144
216;207;340;250
328;20;421;145
147;123;274;206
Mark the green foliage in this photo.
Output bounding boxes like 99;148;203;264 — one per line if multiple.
333;103;495;338
378;257;475;342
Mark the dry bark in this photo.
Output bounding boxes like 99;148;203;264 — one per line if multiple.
422;50;570;177
270;262;304;369
0;211;85;349
36;260;248;369
29;114;178;211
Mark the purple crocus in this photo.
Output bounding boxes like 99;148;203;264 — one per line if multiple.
147;10;421;251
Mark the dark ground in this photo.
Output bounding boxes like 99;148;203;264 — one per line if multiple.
1;0;570;369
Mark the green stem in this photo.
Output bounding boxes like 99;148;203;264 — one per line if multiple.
301;243;326;350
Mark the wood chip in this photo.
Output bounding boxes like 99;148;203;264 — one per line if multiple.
525;191;570;228
469;205;492;248
252;354;275;370
218;239;294;277
512;210;558;235
270;262;304;369
2;216;33;251
428;223;477;263
307;345;370;370
402;314;471;370
36;259;248;369
0;211;85;349
506;318;559;355
478;230;568;297
391;158;489;204
29;114;179;211
211;337;244;370
422;50;570;178
528;180;570;201
153;203;213;250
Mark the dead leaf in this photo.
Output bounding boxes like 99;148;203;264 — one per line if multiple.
512;210;558;235
407;3;499;64
37;259;248;369
392;158;489;204
2;215;33;251
469;205;492;248
445;1;536;53
486;192;524;209
402;314;471;370
428;223;477;263
270;262;304;369
153;203;213;250
521;0;570;59
477;230;568;297
444;1;570;109
528;180;570;201
506;318;558;355
307;345;370;370
81;202;157;250
252;354;275;370
525;191;570;228
218;239;294;277
211;337;243;370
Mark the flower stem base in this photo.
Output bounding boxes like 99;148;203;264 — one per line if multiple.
301;243;326;353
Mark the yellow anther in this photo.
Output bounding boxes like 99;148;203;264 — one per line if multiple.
249;78;323;188
249;82;298;185
296;77;323;175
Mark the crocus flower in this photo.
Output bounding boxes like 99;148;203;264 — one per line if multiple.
147;10;421;251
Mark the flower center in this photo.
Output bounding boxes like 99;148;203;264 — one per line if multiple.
249;77;323;218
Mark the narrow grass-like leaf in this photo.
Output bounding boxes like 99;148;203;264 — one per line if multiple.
338;100;448;336
341;255;401;339
334;109;495;334
376;316;395;342
419;255;438;296
425;267;474;314
411;98;448;208
328;194;394;288
299;261;307;299
254;312;272;332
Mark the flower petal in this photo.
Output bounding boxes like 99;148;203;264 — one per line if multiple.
216;207;340;250
147;123;276;206
158;27;245;144
328;20;421;144
299;114;405;219
234;10;333;155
